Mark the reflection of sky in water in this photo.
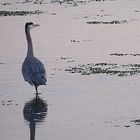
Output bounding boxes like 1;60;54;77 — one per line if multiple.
23;97;48;140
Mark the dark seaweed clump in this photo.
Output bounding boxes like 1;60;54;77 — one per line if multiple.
51;0;112;6
0;10;43;16
131;119;140;125
21;0;44;4
87;20;128;24
90;0;114;1
65;63;140;77
110;53;140;56
0;62;5;64
51;0;86;6
51;0;112;3
1;100;18;106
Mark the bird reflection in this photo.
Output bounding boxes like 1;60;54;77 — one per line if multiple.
23;97;48;140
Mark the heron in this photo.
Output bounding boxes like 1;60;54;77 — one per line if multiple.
22;22;47;96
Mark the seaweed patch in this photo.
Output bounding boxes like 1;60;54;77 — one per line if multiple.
0;10;43;16
131;119;140;126
87;20;128;24
65;63;140;76
110;53;140;56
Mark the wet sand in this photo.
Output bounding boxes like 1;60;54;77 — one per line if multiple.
1;0;140;140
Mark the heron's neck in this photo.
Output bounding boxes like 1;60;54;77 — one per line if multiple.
25;29;34;57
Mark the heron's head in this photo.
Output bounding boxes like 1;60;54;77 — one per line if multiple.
25;22;40;31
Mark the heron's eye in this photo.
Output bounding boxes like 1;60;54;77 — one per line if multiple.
29;22;33;25
25;22;33;27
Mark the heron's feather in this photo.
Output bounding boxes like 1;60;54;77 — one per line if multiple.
22;56;47;86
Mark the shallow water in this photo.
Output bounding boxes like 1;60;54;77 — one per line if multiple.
1;1;140;140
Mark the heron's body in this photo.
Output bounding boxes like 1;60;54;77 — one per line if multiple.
22;22;47;94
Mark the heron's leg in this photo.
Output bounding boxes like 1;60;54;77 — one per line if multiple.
35;85;38;95
35;86;39;101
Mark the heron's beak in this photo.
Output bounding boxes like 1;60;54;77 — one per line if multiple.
33;24;40;28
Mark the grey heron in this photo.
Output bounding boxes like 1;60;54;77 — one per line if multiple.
22;22;47;96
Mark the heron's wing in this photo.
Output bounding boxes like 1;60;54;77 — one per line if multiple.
22;57;47;86
30;57;47;86
22;58;34;85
